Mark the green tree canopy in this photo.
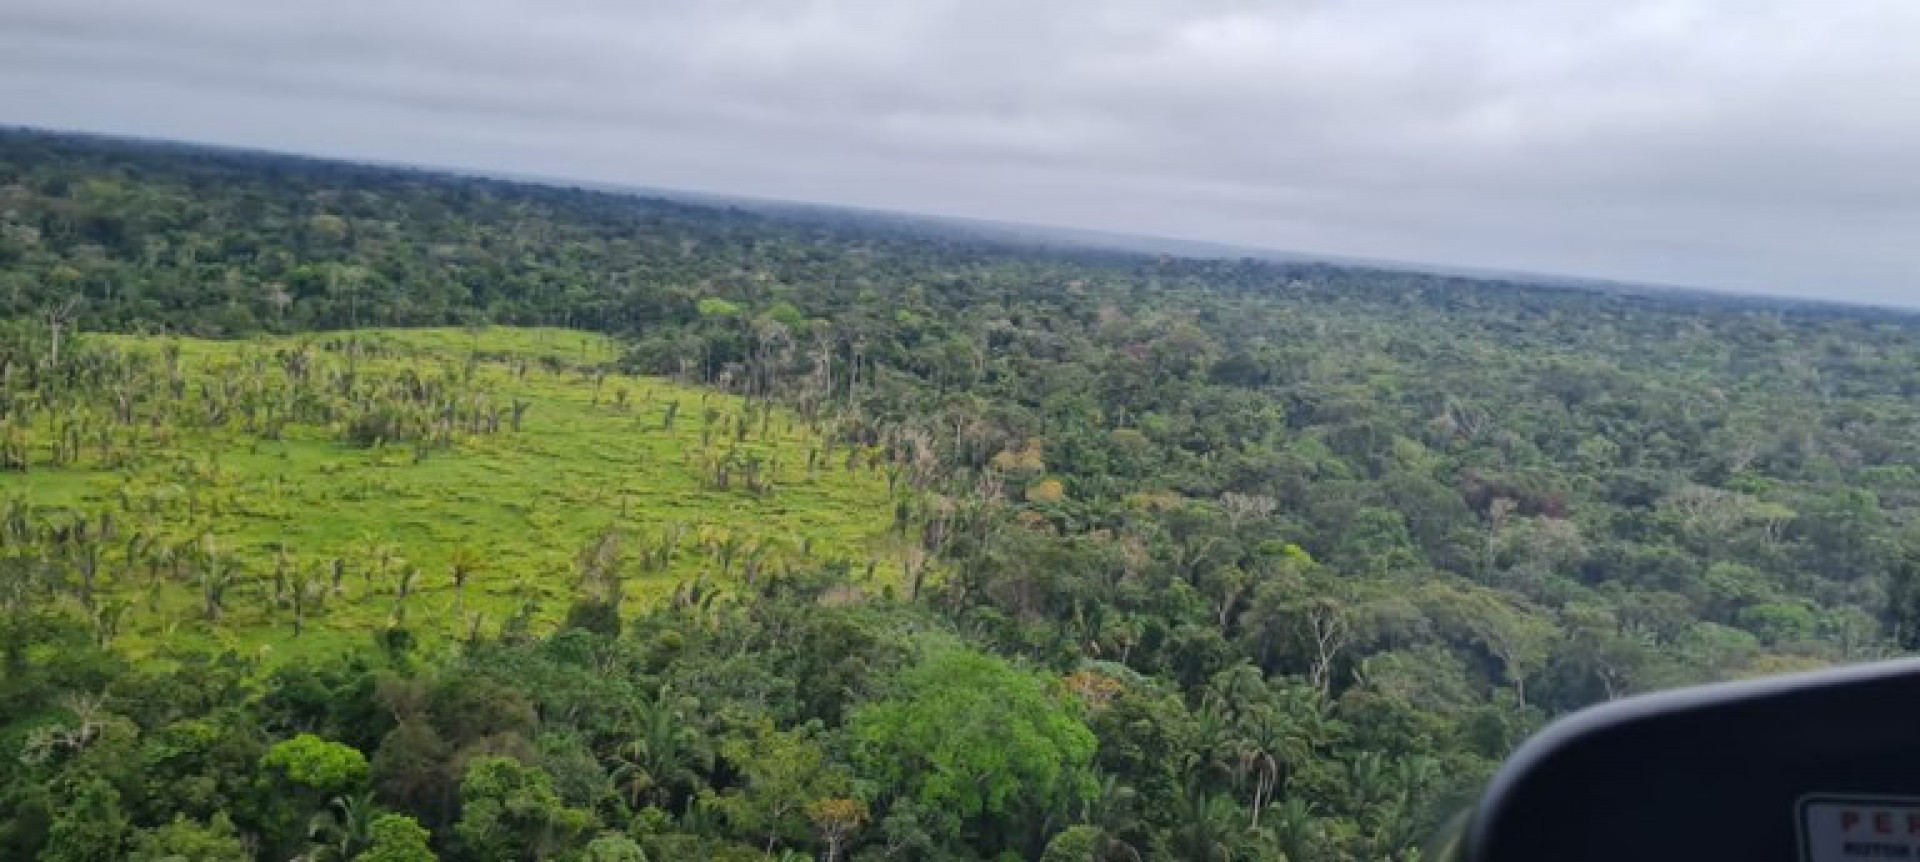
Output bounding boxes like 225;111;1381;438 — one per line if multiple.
263;732;372;796
454;756;593;862
354;813;437;862
126;813;249;862
850;641;1097;824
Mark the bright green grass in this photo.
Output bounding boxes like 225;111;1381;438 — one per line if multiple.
5;327;897;663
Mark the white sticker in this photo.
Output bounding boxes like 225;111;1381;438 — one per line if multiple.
1801;796;1920;862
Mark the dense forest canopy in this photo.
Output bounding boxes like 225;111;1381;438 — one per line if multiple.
3;128;1920;861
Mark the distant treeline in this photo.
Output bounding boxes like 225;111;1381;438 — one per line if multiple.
4;128;1920;861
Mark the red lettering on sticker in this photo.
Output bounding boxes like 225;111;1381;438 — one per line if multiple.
1847;811;1864;832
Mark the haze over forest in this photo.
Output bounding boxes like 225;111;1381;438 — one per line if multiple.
5;3;1920;859
2;128;1920;861
5;0;1920;305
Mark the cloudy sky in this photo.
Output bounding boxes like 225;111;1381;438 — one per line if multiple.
3;0;1918;305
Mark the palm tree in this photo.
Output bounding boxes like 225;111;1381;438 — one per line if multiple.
42;297;78;367
90;598;126;647
292;570;326;637
1078;773;1146;862
1233;705;1310;829
607;743;654;812
1183;701;1237;790
1236;744;1280;830
1371;755;1442;860
195;534;236;621
606;687;712;811
392;566;419;624
448;546;484;615
1265;797;1322;862
1345;751;1391;813
360;535;397;589
1167;778;1246;862
1201;664;1266;724
306;790;380;860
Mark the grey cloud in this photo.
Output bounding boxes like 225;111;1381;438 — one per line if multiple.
2;0;1918;304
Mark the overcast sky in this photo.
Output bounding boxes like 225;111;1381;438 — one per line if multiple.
3;0;1919;305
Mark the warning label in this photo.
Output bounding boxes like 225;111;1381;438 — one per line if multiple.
1802;797;1920;862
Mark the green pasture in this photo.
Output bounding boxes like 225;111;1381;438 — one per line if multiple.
3;327;897;662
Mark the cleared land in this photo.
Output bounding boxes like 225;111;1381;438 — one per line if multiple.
3;326;895;661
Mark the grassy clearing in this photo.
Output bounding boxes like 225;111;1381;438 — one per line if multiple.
4;327;896;662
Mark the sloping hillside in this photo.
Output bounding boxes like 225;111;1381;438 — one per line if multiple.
3;326;896;660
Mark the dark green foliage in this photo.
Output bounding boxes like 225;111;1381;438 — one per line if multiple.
42;777;127;862
453;756;591;862
1040;824;1102;862
2;128;1919;860
353;814;437;862
126;813;250;862
562;598;622;638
